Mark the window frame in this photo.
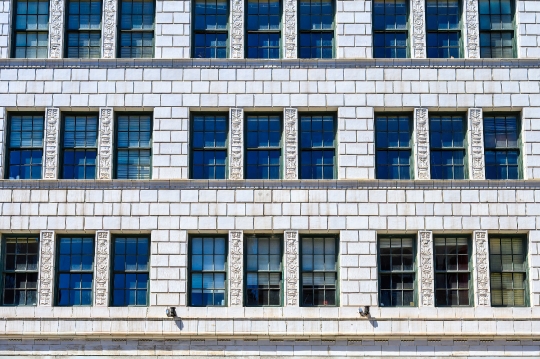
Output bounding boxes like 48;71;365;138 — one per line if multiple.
377;234;417;307
55;235;95;307
488;234;528;307
483;112;522;180
117;0;156;58
429;112;468;180
433;234;472;307
5;112;44;180
110;235;150;307
297;0;336;59
189;112;229;179
114;112;153;180
64;0;103;58
191;0;230;58
299;234;339;307
244;234;283;307
374;112;413;180
245;0;282;59
425;0;463;58
244;113;283;180
478;0;516;59
11;0;50;58
298;112;337;180
187;234;228;307
372;0;409;58
0;234;40;306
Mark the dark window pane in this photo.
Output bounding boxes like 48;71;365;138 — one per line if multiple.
301;236;337;306
191;115;228;179
300;115;335;179
373;0;408;58
245;235;282;306
2;236;40;306
8;115;44;179
479;0;515;58
245;115;282;179
376;115;411;179
434;237;471;307
484;115;520;179
66;0;102;58
116;115;152;179
112;237;149;306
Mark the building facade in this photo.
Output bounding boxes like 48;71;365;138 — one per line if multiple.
0;0;540;357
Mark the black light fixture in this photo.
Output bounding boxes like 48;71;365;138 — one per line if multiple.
359;306;370;318
165;306;177;318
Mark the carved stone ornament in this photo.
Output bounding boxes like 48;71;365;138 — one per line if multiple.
102;0;117;58
465;0;480;59
229;230;243;306
284;0;297;59
229;108;244;180
414;108;430;180
98;108;114;180
412;0;426;59
47;0;64;58
230;0;244;59
43;108;60;179
284;108;298;180
419;231;434;307
284;231;299;306
38;231;55;306
469;108;485;180
473;231;490;306
94;231;111;306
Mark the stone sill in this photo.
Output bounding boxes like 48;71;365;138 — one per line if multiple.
0;58;538;69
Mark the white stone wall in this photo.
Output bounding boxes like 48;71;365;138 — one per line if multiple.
154;0;191;59
0;0;9;58
518;0;540;58
336;0;372;59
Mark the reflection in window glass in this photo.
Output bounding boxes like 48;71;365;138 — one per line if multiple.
484;115;519;179
190;236;227;306
7;114;44;180
2;236;39;306
116;114;152;179
245;235;282;306
246;0;281;58
57;237;94;306
192;114;228;179
373;0;408;58
434;237;470;306
193;0;228;58
112;237;149;306
246;115;282;179
300;115;335;179
298;0;334;58
489;236;526;307
376;115;411;179
13;0;49;58
479;0;514;58
426;0;461;58
378;236;415;307
430;115;465;179
62;115;98;179
66;0;102;58
301;236;337;306
119;0;155;58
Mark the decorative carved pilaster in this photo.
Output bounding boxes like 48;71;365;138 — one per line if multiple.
469;108;485;180
284;230;299;306
473;230;491;306
230;0;244;59
414;108;430;180
418;231;434;307
38;231;55;306
43;108;60;179
465;0;480;59
229;108;244;180
284;108;298;180
229;230;243;306
102;0;117;58
411;0;426;59
94;231;111;306
47;0;64;58
98;108;114;179
284;0;297;59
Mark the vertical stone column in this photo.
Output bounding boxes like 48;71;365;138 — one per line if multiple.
38;230;55;306
284;230;299;306
230;0;244;58
418;231;434;307
473;230;491;306
94;231;111;307
464;0;480;59
411;0;426;58
414;108;430;180
283;0;297;59
229;108;244;180
229;230;243;307
284;108;298;180
42;108;60;179
47;0;65;58
468;108;485;180
102;0;117;58
97;108;114;179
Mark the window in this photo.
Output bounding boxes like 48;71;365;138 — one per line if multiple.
119;0;155;58
245;115;281;179
193;0;228;58
298;0;334;58
378;236;415;307
489;236;527;307
12;0;49;58
300;236;337;306
191;114;227;179
430;115;465;179
484;115;520;180
56;236;94;306
373;0;408;58
2;235;39;306
66;0;102;58
189;236;227;306
375;114;411;179
7;114;44;180
111;236;149;306
61;114;98;179
434;236;470;306
245;235;282;306
479;0;515;58
115;114;152;179
426;0;461;58
299;114;335;179
246;0;280;58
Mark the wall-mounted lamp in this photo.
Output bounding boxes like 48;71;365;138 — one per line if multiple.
359;306;370;318
165;306;177;318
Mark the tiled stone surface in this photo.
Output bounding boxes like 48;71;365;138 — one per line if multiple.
518;0;540;58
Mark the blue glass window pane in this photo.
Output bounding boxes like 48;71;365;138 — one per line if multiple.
479;0;515;58
116;115;152;179
112;237;149;306
484;115;520;179
190;237;227;306
56;237;94;306
191;115;228;179
8;115;44;179
300;115;335;179
245;115;282;179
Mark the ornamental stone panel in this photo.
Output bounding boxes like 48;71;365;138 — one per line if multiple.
418;230;434;307
414;108;430;180
468;108;485;180
411;0;426;59
229;108;244;180
38;230;55;306
43;108;60;179
47;0;64;58
102;0;117;58
464;0;480;59
94;231;111;307
228;230;243;306
283;0;297;59
284;108;298;180
230;0;244;59
98;108;114;180
473;230;491;307
284;230;299;306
